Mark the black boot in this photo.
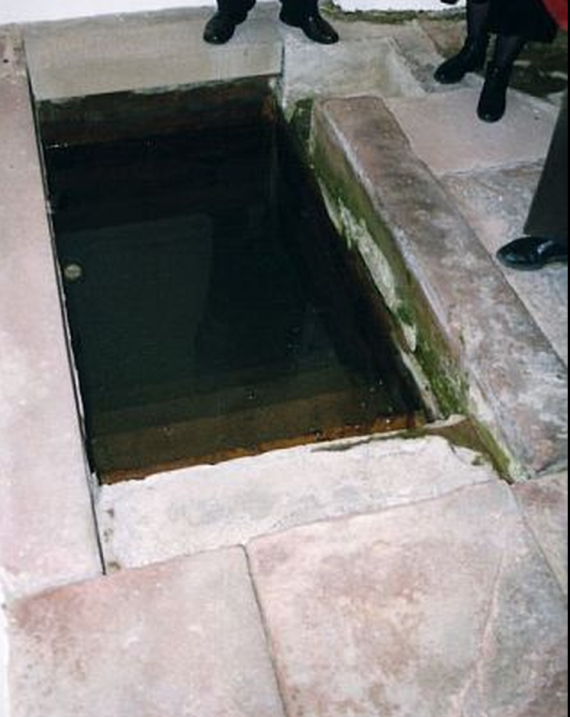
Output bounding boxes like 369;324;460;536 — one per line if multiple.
497;237;569;270
434;37;489;85
203;12;245;45
478;63;512;123
280;10;339;45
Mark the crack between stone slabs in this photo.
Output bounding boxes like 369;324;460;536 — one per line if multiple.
512;491;569;604
243;481;505;559
242;545;292;717
454;543;507;717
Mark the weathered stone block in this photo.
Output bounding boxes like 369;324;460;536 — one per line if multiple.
8;549;286;717
249;481;568;716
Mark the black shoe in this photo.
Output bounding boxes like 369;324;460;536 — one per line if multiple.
497;237;569;271
203;12;243;45
280;10;340;45
478;64;511;123
434;38;489;85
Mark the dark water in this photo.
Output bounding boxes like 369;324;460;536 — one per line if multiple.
45;116;421;483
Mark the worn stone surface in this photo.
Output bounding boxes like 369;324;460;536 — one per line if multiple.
24;5;282;101
387;88;558;176
314;96;568;478
281;33;425;108
515;472;569;596
0;32;102;600
249;481;568;717
8;548;285;717
98;435;497;571
0;589;8;717
445;163;569;367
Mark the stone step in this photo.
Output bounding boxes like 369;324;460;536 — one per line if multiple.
98;432;499;572
312;94;568;479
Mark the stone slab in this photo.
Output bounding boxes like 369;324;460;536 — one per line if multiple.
515;472;569;596
24;6;282;101
98;435;497;571
281;33;426;109
0;31;102;600
445;164;569;366
8;548;286;717
313;96;568;478
249;481;568;717
387;87;558;176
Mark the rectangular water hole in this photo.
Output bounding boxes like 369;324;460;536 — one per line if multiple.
37;82;424;484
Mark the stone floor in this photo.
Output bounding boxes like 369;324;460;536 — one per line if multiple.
8;454;568;717
1;8;568;717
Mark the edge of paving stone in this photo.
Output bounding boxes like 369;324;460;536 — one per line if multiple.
96;430;500;573
0;30;103;603
310;95;568;481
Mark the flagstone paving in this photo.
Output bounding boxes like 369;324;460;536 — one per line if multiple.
0;9;568;717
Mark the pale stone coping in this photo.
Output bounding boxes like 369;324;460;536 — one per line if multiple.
24;5;283;102
98;433;499;572
312;96;568;480
22;6;446;103
0;30;102;602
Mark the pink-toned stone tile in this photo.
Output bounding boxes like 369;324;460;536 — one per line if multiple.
249;482;568;717
9;548;285;717
515;472;568;595
0;32;101;599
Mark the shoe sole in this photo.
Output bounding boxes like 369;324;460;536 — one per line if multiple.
497;256;569;271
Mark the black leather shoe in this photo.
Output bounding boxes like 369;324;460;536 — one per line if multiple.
280;11;340;45
478;64;511;123
434;38;489;85
497;237;569;271
203;12;243;45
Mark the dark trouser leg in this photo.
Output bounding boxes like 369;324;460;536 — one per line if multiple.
525;95;569;248
434;0;491;84
281;0;318;22
217;0;256;21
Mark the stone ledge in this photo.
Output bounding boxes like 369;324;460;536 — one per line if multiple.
98;434;498;572
24;6;283;102
312;95;568;479
0;30;102;601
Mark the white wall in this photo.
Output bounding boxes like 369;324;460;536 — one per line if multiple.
0;0;446;25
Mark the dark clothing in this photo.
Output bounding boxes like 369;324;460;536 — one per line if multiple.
218;0;317;22
444;0;559;42
488;0;559;42
525;94;569;247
